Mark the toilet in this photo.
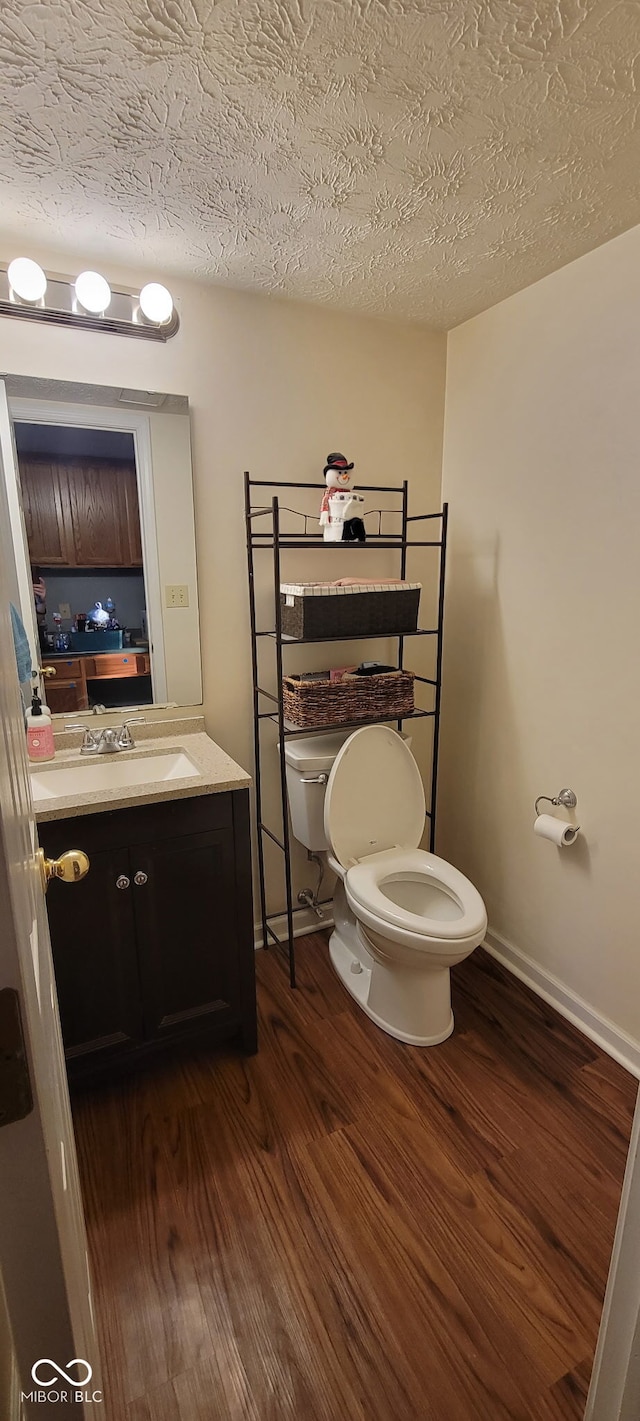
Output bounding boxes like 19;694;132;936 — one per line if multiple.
285;724;487;1046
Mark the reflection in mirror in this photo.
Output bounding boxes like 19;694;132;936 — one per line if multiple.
19;420;150;713
3;376;202;714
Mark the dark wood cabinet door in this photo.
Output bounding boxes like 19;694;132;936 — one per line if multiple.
20;454;142;570
44;679;88;715
19;457;71;565
40;794;256;1080
122;465;143;565
41;834;143;1063
132;828;241;1040
65;458;131;567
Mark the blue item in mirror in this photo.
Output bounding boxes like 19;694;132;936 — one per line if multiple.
104;597;115;615
87;600;109;627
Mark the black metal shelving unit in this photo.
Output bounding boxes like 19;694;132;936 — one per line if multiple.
244;472;448;988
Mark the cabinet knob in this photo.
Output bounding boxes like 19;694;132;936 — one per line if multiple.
116;874;130;891
133;871;148;886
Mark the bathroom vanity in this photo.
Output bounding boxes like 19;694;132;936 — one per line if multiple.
34;722;257;1082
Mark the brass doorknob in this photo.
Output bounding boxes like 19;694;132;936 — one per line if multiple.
38;848;90;892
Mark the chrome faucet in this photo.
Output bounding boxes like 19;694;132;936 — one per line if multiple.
66;717;145;754
65;724;99;755
95;728;120;754
96;717;146;753
113;717;145;750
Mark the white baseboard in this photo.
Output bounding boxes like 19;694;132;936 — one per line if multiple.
484;928;640;1081
254;909;334;951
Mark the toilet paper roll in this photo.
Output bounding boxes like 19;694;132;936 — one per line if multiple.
534;814;580;847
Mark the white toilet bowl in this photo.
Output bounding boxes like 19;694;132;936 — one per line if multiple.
321;726;488;1046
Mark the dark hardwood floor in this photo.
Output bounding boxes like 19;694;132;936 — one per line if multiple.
72;937;637;1421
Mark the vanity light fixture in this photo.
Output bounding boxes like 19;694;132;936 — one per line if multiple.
7;257;47;303
74;269;112;314
139;282;173;325
0;259;178;341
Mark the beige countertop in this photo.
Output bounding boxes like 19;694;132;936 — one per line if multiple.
34;717;251;822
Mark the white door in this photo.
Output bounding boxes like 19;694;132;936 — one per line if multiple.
0;402;101;1417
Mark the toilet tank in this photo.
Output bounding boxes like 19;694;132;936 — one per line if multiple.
282;731;353;850
281;729;411;852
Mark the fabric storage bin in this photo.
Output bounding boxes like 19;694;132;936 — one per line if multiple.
279;581;421;641
282;669;415;729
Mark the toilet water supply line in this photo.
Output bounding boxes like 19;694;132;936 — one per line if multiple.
298;851;326;919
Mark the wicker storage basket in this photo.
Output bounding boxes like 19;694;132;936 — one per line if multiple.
280;581;421;641
282;669;415;729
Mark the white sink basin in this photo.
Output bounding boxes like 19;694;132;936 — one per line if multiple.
30;750;201;803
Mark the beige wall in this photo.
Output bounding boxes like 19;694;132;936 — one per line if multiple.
0;245;446;914
440;223;640;1048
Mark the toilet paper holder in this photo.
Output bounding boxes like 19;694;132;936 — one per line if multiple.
534;787;578;816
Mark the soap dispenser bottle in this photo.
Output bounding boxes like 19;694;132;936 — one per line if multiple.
26;689;55;762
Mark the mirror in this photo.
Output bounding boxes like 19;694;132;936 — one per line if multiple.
2;375;202;714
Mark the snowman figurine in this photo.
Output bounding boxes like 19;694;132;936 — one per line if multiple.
319;453;366;542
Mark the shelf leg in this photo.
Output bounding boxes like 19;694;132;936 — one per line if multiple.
397;477;409;730
272;495;296;988
245;471;269;952
429;501;448;851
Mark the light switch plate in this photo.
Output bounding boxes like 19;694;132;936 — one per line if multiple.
165;584;189;608
58;603;71;619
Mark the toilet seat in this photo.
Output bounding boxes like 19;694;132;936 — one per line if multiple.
324;726;486;956
346;847;487;945
324;724;426;867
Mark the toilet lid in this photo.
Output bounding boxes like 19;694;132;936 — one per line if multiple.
324;725;425;868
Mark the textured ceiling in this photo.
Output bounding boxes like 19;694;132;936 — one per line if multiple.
1;0;640;328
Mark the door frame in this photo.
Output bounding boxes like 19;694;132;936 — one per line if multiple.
586;1088;640;1420
0;383;39;679
9;397;168;704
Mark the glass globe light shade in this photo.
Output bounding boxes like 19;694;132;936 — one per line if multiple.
7;257;47;302
139;283;173;324
75;270;112;314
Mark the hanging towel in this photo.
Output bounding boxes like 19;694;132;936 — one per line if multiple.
10;602;33;686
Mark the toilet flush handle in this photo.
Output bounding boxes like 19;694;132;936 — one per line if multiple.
300;774;328;785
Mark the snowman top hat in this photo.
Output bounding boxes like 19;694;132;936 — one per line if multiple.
324;452;354;476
